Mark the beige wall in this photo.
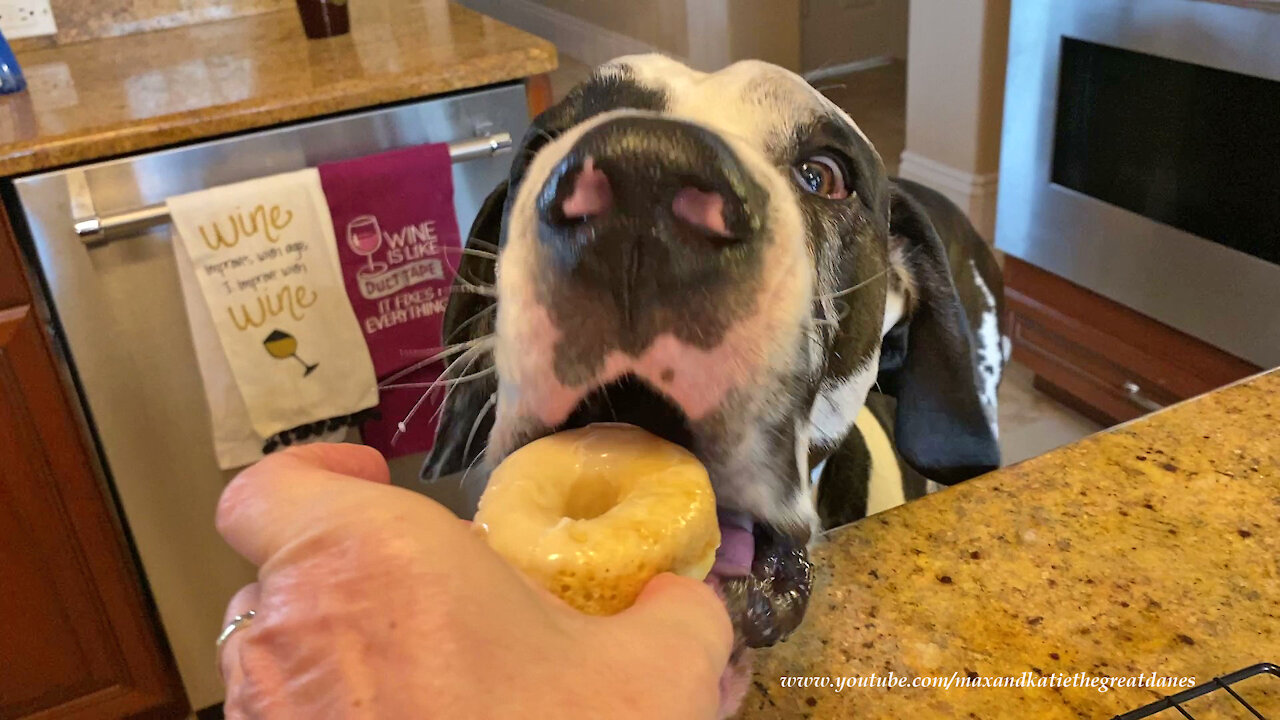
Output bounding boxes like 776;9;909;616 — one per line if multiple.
903;0;1009;174
509;0;801;72
725;0;801;71
899;0;1010;238
532;0;690;57
801;0;908;73
974;0;1010;175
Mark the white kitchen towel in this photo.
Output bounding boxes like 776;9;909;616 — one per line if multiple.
168;169;378;441
172;232;352;469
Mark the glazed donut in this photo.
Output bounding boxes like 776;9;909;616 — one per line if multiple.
474;424;720;615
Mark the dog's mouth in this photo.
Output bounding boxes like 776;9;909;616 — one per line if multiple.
545;374;814;651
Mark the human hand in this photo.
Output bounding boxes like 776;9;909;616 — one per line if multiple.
216;444;733;719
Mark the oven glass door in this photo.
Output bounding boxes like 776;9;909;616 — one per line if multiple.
1053;38;1280;266
996;0;1280;368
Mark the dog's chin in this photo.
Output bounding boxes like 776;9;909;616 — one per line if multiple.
544;374;814;655
717;647;756;718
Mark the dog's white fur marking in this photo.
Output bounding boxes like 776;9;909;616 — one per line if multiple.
807;359;877;449
794;415;822;538
970;258;1002;436
882;287;906;337
607;55;861;155
723;420;819;534
857;408;906;516
882;238;916;334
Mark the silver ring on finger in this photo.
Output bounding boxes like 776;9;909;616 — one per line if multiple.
218;609;257;649
216;609;256;682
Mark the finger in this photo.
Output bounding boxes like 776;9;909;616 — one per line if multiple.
271;443;391;484
216;446;439;567
619;572;733;668
219;583;262;689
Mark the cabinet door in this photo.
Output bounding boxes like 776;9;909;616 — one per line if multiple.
0;304;187;719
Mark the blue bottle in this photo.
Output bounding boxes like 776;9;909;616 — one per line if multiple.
0;29;27;94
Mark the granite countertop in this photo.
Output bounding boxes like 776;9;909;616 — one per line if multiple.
0;0;556;177
744;370;1279;719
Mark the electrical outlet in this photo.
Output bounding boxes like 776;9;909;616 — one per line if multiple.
0;0;58;40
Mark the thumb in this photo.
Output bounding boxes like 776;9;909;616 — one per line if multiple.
621;573;733;668
271;443;391;485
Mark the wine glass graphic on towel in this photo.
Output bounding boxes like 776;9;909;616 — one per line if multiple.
264;329;318;377
347;215;387;277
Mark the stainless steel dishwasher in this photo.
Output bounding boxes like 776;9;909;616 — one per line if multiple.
12;83;529;710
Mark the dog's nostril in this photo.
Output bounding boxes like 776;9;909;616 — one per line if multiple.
671;186;732;238
559;157;613;220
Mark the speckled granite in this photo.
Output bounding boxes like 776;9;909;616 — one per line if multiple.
743;370;1279;719
45;0;292;45
0;0;556;176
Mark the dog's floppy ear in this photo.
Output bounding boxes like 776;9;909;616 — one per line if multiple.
419;181;505;481
876;186;999;484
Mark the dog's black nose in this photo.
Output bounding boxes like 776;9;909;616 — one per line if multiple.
538;116;765;246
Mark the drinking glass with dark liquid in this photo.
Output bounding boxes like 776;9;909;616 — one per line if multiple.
296;0;350;39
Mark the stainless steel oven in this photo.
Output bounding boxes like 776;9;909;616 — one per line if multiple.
996;0;1280;368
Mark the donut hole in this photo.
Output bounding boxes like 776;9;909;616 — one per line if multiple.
562;474;620;521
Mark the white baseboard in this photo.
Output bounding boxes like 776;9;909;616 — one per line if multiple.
897;151;999;241
457;0;686;69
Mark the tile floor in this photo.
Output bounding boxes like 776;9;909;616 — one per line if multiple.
545;54;1104;467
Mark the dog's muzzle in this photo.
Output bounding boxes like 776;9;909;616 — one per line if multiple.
537;117;768;301
504;117;813;649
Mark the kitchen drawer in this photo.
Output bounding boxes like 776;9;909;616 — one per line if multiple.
1003;257;1259;426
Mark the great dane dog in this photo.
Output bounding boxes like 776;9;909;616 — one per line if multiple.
422;54;1007;713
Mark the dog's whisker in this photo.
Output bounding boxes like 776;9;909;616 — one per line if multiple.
381;336;492;386
604;390;618;422
456;273;496;289
383;366;495;392
453;283;498;298
426;348;488;428
817;266;892;302
461;393;497;472
394;353;476;443
439;245;497;276
391;387;436;446
443;304;497;346
459;438;489;490
464;236;500;252
440;246;498;260
436;245;499;278
815;244;928;303
389;364;496;441
420;342;490;390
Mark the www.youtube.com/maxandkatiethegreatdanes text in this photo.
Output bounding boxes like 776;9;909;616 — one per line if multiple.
779;671;1197;693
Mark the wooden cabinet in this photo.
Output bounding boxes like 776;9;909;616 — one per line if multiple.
0;215;186;719
1003;256;1260;426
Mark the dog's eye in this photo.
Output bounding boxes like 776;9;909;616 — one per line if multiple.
791;155;849;199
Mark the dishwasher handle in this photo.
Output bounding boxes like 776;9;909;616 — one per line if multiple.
71;132;513;244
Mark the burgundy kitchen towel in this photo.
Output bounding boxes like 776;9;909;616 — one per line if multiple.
319;143;463;458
